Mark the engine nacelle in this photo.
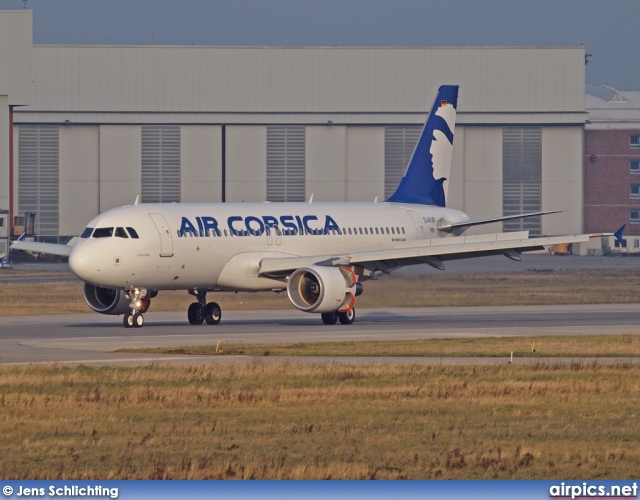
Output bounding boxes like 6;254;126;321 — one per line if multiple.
83;283;130;315
287;266;359;314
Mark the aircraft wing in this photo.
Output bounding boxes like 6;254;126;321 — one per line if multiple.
10;240;73;257
258;231;591;276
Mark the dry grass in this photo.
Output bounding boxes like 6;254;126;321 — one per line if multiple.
1;268;640;316
119;335;640;358
1;362;639;479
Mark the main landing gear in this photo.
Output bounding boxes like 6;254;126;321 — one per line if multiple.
187;289;221;326
123;288;151;328
321;308;356;325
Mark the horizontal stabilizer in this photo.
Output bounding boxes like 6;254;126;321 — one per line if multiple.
438;210;561;231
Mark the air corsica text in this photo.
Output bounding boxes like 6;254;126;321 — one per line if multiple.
178;215;341;237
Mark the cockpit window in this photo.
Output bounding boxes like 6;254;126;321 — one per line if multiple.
126;227;139;239
114;227;129;238
80;227;94;238
92;227;114;238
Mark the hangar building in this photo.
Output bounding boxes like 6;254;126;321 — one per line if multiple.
0;10;587;255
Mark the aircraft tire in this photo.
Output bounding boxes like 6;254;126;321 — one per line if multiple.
338;308;356;325
133;313;144;328
204;302;221;325
188;302;205;325
321;311;338;325
123;313;134;328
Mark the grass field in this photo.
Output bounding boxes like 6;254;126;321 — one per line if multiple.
3;267;640;479
1;268;640;315
118;335;640;358
1;362;639;479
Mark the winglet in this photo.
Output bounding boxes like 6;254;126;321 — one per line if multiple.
614;224;626;246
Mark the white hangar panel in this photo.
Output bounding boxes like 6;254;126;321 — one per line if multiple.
99;126;141;212
180;126;222;203
306;126;347;202
225;126;266;202
346;127;385;202
459;126;503;234
541;126;583;235
59;126;100;235
0;11;32;106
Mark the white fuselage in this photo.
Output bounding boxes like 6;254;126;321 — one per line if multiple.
68;202;470;291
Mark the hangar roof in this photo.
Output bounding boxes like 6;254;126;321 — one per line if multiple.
586;84;640;127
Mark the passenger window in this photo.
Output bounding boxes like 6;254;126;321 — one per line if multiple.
115;227;129;238
402;227;405;234
391;227;395;234
126;227;139;239
80;227;94;238
375;228;379;234
92;227;114;238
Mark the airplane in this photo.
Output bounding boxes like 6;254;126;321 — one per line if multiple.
11;85;620;328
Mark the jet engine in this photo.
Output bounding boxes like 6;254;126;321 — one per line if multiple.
83;283;131;315
287;266;362;314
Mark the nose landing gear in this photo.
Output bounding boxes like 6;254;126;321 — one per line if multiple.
123;288;150;328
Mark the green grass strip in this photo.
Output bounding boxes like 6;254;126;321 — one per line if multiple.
117;334;640;358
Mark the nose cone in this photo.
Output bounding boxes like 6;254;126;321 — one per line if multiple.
69;242;97;283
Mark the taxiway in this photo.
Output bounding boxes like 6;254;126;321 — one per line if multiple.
1;304;639;365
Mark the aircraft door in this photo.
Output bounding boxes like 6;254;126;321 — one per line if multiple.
149;213;174;257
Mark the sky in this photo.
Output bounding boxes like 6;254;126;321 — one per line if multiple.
1;0;639;89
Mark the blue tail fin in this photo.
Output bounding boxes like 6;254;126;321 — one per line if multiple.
386;85;459;206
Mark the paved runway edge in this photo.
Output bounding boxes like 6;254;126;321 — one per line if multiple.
1;305;640;365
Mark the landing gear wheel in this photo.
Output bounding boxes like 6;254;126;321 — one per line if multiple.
321;311;338;325
123;313;134;328
133;313;144;328
338;308;356;325
203;302;221;325
188;302;205;325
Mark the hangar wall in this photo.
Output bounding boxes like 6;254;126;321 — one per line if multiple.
1;12;588;241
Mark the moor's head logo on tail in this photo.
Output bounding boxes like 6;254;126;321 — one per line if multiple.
386;85;458;207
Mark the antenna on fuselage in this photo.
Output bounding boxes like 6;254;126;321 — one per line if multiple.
134;195;139;206
308;194;314;204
